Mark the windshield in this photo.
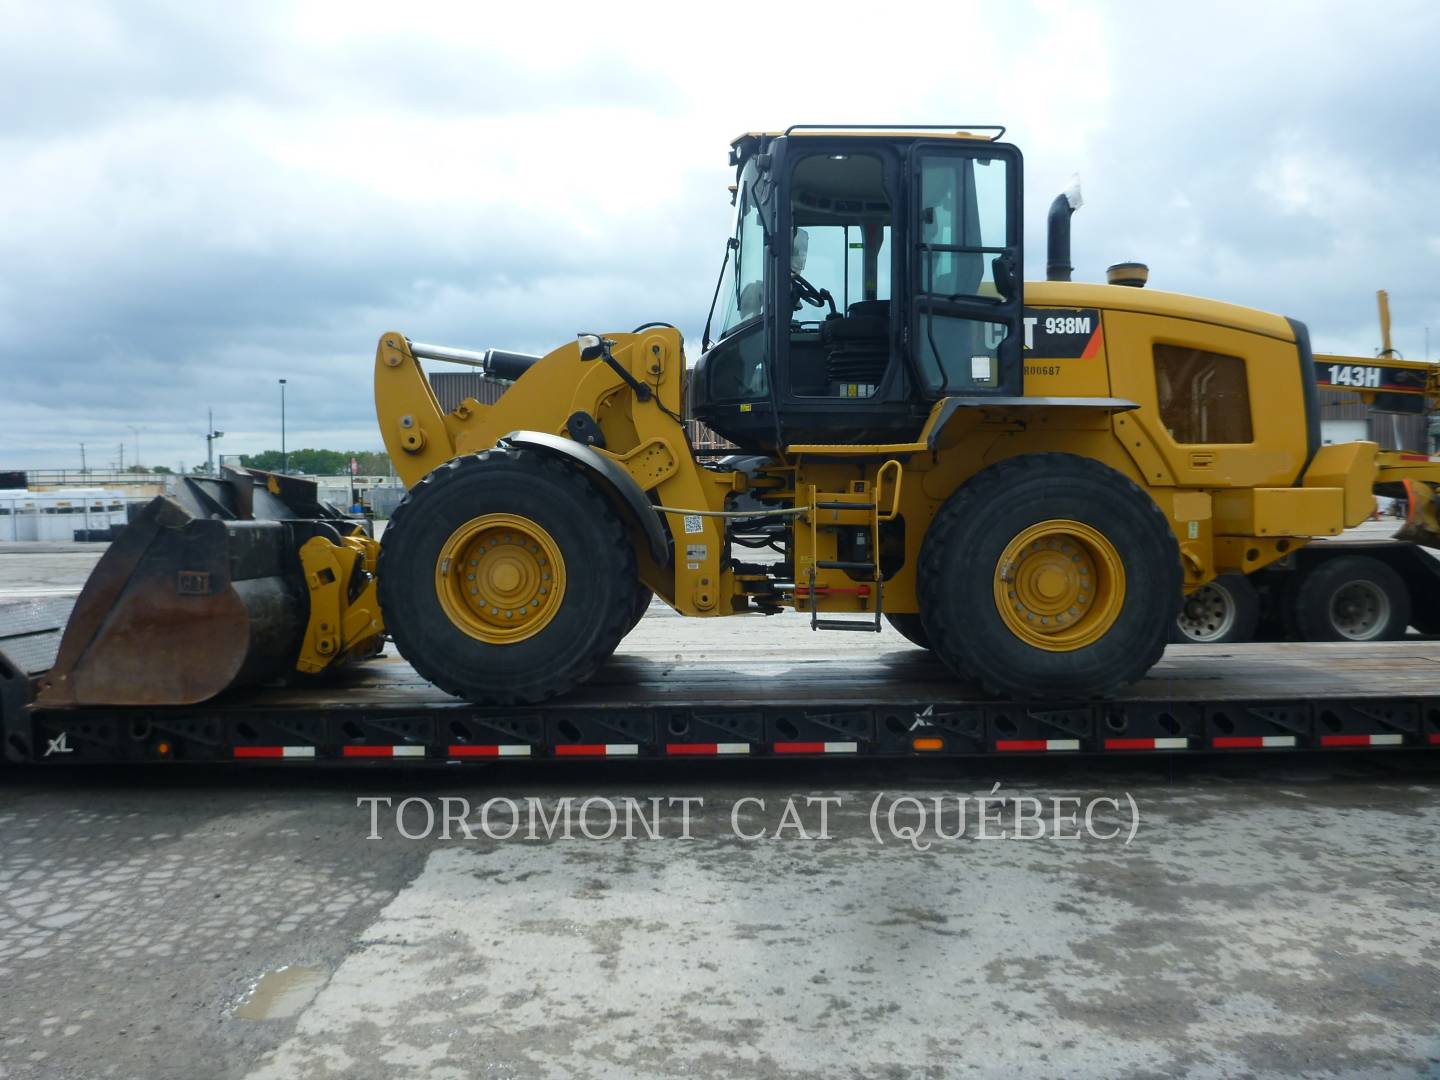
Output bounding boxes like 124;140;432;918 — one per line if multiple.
717;163;766;338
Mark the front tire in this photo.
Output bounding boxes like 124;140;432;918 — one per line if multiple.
918;453;1181;698
624;583;653;636
885;613;932;650
377;449;636;704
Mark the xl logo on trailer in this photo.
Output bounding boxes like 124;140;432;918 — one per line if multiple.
44;732;73;757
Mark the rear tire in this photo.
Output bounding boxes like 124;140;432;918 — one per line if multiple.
1171;574;1259;643
918;453;1181;698
885;613;932;649
377;449;636;705
1284;556;1409;642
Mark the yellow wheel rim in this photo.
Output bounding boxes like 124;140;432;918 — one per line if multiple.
993;519;1125;652
435;514;566;644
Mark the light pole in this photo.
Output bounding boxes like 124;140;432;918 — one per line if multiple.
205;408;224;474
127;425;140;471
279;378;287;474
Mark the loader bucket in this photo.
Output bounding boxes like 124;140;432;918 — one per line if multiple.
34;468;359;709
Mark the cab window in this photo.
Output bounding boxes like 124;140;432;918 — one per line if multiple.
787;152;893;399
1154;344;1254;443
913;153;1014;393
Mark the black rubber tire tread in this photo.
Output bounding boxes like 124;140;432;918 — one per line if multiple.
884;613;932;650
377;449;636;705
1285;555;1410;642
625;583;654;636
918;453;1182;699
1169;573;1260;644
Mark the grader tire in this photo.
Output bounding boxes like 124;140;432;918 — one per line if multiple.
377;449;635;705
885;613;932;650
918;453;1181;699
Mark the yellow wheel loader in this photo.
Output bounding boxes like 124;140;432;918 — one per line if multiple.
38;124;1440;710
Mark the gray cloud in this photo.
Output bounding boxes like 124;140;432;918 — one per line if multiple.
1;0;1437;471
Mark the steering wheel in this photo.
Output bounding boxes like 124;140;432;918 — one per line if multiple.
790;271;836;316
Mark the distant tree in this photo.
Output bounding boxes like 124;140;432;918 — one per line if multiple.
151;465;174;475
240;450;285;472
240;448;392;475
354;450;392;475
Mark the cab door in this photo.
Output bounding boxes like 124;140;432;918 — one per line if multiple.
906;141;1025;397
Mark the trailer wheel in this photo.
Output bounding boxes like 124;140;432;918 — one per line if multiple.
885;613;931;649
1171;574;1259;644
1285;556;1410;642
378;449;635;705
918;454;1180;698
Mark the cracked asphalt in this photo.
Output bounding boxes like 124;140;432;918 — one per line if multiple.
2;543;1439;1079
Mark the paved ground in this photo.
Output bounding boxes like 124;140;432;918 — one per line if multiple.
2;541;1440;1079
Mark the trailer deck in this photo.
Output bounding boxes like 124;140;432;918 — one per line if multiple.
4;592;1440;763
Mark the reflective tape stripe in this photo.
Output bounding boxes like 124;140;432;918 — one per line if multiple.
1319;733;1404;747
666;743;752;756
1212;735;1296;748
343;745;425;758
1104;737;1189;750
555;744;639;757
234;746;315;759
995;739;1080;752
773;741;858;754
448;745;532;758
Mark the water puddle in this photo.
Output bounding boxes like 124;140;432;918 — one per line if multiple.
233;965;327;1020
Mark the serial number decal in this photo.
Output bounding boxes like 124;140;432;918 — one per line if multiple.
1022;307;1103;359
1025;364;1061;376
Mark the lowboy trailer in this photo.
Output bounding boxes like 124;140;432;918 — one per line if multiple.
5;596;1440;765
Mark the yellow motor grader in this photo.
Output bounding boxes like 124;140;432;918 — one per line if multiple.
37;124;1440;710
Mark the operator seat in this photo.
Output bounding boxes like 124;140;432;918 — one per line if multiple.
820;299;891;387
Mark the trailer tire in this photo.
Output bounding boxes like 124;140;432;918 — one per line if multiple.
1284;555;1410;642
885;613;932;649
378;449;636;705
918;453;1181;698
1170;574;1259;644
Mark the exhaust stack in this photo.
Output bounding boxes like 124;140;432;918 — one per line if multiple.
1045;178;1084;282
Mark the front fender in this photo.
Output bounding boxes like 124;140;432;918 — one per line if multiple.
499;430;670;566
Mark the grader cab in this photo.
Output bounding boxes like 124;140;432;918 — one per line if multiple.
36;125;1440;710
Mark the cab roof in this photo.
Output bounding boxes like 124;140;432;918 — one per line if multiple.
731;125;1004;147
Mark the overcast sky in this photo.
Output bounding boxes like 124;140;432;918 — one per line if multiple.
2;0;1438;472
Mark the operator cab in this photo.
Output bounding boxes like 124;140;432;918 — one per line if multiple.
690;126;1025;449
